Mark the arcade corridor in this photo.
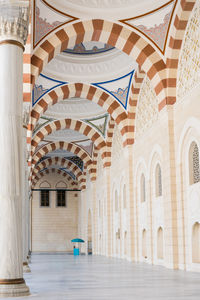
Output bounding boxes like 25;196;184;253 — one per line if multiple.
10;254;200;300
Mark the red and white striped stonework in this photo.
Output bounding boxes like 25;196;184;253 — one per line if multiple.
23;23;31;104
31;118;108;164
31;141;95;180
31;20;170;107
161;0;196;110
127;67;146;144
106;118;116;167
31;168;78;189
31;157;86;190
28;0;196;189
29;83;129;145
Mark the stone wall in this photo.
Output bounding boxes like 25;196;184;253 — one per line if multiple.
32;173;80;252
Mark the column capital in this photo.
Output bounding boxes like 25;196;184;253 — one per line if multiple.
0;0;29;48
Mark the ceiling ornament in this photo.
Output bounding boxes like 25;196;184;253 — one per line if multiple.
120;0;177;54
73;140;94;158
93;70;134;110
63;42;114;55
43;49;136;83
32;73;67;106
33;116;55;135
32;142;92;171
83;114;109;138
66;156;84;171
35;155;83;173
32;156;83;182
33;0;78;48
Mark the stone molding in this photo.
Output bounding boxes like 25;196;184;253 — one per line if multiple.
44;50;136;83
0;1;29;45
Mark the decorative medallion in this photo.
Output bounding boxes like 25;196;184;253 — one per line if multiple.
120;0;177;54
83;114;109;138
33;0;78;48
33;116;55;135
73;140;94;158
67;156;84;171
32;74;67;106
93;70;134;110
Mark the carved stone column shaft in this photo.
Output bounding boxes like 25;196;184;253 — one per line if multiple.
0;0;30;297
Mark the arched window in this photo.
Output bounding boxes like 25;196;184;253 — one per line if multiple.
157;227;164;259
192;222;200;263
141;174;146;202
189;142;200;185
155;164;162;197
123;185;126;209
115;191;118;212
142;229;147;258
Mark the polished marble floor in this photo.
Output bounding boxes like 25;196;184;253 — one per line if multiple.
8;253;200;300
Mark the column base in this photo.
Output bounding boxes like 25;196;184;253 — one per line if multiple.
23;262;31;273
0;279;30;298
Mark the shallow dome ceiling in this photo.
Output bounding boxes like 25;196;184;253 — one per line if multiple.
42;42;137;83
45;0;170;20
44;98;107;120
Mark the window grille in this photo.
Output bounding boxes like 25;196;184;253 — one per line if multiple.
40;190;49;207
57;190;66;207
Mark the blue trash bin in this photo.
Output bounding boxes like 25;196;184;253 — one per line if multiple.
73;248;79;256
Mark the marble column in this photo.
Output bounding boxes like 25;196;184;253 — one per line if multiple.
0;1;30;297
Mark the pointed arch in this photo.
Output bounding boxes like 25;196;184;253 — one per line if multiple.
192;222;200;263
30;83;129;144
164;0;196;110
157;227;164;259
31;157;85;189
32;168;78;189
31;141;94;176
31;19;169;106
189;142;200;185
155;163;162;197
140;173;146;203
142;228;147;258
31;118;108;165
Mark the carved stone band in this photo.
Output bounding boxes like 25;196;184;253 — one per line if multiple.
0;40;25;52
0;278;25;285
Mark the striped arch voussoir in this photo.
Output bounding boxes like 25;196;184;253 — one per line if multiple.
31;168;78;189
105;117;115;167
31;19;168;109
31;141;95;181
31;118;108;165
125;67;146;146
32;157;86;190
30;83;129;145
162;0;196;110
